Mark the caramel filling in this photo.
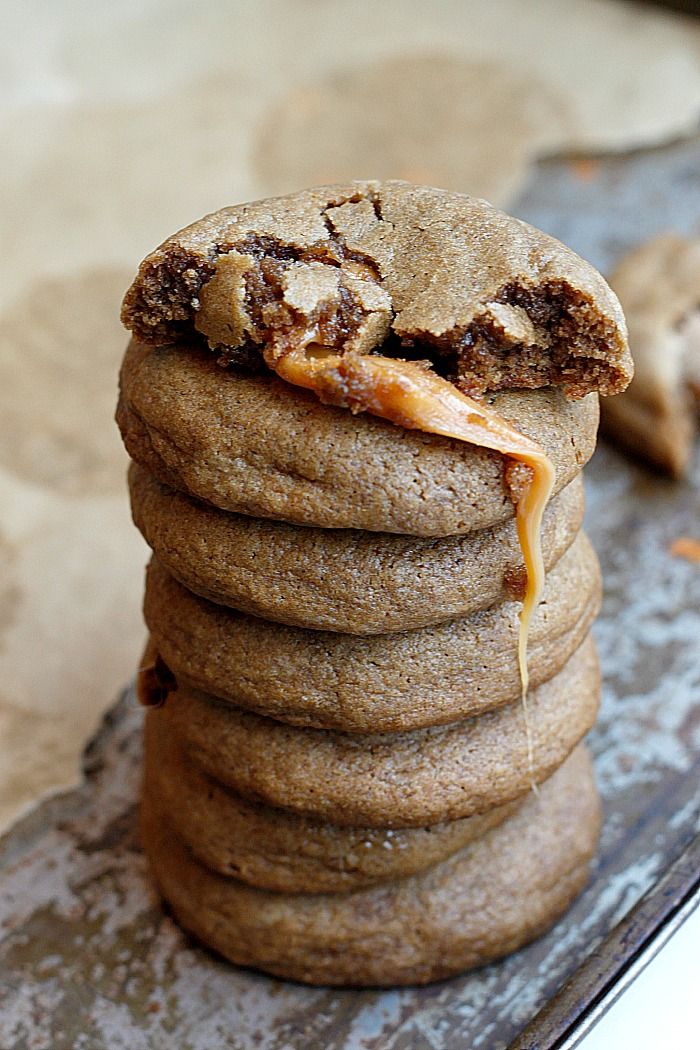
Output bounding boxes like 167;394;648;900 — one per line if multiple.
265;346;556;707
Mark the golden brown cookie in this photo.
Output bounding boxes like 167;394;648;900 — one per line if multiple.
601;233;700;476
143;716;520;893
143;532;601;733
130;462;585;633
121;180;630;400
118;339;599;536
141;744;601;986
151;634;599;828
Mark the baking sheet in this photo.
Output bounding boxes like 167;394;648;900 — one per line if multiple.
510;832;700;1048
0;140;699;1050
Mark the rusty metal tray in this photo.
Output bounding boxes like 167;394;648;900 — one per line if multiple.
1;139;699;1050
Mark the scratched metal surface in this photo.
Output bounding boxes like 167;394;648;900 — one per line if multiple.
1;141;700;1050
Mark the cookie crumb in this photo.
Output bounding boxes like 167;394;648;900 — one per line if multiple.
669;537;700;563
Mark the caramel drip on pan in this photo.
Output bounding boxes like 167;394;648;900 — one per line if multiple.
268;348;556;772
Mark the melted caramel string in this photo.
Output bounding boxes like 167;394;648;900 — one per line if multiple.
268;348;556;773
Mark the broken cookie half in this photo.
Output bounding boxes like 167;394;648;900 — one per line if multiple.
601;233;700;477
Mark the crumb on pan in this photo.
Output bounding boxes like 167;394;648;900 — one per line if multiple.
669;536;700;563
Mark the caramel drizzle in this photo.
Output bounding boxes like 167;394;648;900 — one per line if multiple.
266;348;556;761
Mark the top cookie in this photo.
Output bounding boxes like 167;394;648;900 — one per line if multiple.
121;180;631;399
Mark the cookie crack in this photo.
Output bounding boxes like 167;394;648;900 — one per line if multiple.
197;220;394;366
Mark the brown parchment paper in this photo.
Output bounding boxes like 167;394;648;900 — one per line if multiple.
1;0;700;831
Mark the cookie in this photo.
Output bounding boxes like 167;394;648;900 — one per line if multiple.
130;463;585;633
150;633;599;828
121;181;630;400
143;717;520;893
600;233;700;477
118;339;599;536
143;531;601;732
140;744;600;986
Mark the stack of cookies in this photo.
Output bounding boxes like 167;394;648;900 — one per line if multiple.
117;181;631;986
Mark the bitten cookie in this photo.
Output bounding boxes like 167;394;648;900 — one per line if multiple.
130;463;585;633
143;532;601;732
148;634;599;827
141;744;601;986
143;717;520;893
121;180;629;399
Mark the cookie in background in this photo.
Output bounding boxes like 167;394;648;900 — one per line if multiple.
601;233;700;477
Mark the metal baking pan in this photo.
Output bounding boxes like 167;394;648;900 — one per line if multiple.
510;832;700;1049
0;138;699;1049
